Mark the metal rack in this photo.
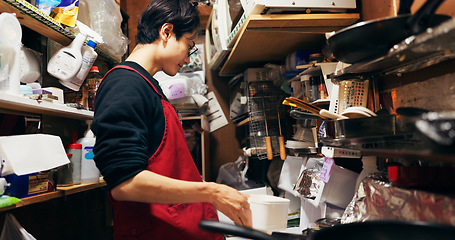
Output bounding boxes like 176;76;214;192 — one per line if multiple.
246;80;283;160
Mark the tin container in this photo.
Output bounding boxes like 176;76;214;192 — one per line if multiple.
322;115;397;140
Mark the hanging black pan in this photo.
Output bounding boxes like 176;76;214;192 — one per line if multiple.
327;0;451;64
199;220;455;240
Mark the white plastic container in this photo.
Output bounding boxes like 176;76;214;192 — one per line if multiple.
216;187;272;225
47;33;86;83
19;46;41;84
249;194;290;232
77;122;99;183
63;40;98;91
320;164;358;208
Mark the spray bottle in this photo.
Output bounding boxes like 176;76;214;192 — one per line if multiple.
47;33;87;83
77;120;99;183
63;40;98;91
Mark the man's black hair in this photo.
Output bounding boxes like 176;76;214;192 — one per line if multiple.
136;0;200;44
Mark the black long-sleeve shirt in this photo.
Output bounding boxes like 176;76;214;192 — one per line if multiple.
92;62;169;190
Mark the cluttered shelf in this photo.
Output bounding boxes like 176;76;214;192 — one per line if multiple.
361;148;455;164
0;0;120;64
0;180;106;212
331;17;455;80
0;92;93;120
219;13;360;76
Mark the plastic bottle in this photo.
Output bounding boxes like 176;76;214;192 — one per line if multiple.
47;33;87;83
57;131;82;186
77;121;99;183
62;40;98;91
355;156;378;192
300;74;311;102
318;75;328;100
309;76;319;102
82;66;102;110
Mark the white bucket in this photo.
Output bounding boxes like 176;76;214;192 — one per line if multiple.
249;194;290;232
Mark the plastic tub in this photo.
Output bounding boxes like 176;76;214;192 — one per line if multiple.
320;164;358;208
249;194;290;232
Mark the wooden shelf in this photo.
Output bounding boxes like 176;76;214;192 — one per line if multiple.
219;13;360;76
0;180;106;212
0;0;120;64
0;93;93;120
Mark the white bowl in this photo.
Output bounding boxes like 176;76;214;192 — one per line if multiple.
341;107;377;118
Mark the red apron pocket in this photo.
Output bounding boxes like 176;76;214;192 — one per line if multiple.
113;202;154;239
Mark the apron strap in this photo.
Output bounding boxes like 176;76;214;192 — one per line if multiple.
101;65;164;100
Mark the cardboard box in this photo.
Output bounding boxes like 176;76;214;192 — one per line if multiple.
4;171;55;198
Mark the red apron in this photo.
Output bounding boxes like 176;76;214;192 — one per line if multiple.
102;65;222;240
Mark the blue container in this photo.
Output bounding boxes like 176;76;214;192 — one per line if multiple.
4;172;52;198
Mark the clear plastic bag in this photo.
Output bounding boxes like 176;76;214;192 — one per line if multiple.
36;0;61;16
0;214;36;240
216;156;261;190
159;74;208;100
82;0;129;59
216;156;247;189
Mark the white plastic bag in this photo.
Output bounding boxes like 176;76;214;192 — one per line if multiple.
82;0;129;58
159;74;208;100
0;214;36;240
216;155;263;190
216;156;249;190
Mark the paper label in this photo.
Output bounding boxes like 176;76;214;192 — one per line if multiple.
168;83;186;100
319;157;334;183
28;173;49;194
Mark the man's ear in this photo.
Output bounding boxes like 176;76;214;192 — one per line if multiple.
160;23;174;42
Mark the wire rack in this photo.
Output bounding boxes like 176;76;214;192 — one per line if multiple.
247;81;283;160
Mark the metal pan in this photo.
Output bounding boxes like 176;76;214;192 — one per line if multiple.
327;0;451;64
322;115;397;140
200;220;455;240
199;220;306;240
309;220;455;240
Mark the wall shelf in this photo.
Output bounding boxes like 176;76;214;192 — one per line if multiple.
0;180;106;212
0;0;120;64
219;13;359;76
0;93;93;120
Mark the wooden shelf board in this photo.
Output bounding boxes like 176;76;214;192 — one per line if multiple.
246;13;360;28
0;181;106;212
219;13;359;76
0;93;93;120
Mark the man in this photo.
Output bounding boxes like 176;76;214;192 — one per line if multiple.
92;0;252;239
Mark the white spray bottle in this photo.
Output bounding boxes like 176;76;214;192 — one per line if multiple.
47;33;86;83
77;120;100;183
62;39;98;91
